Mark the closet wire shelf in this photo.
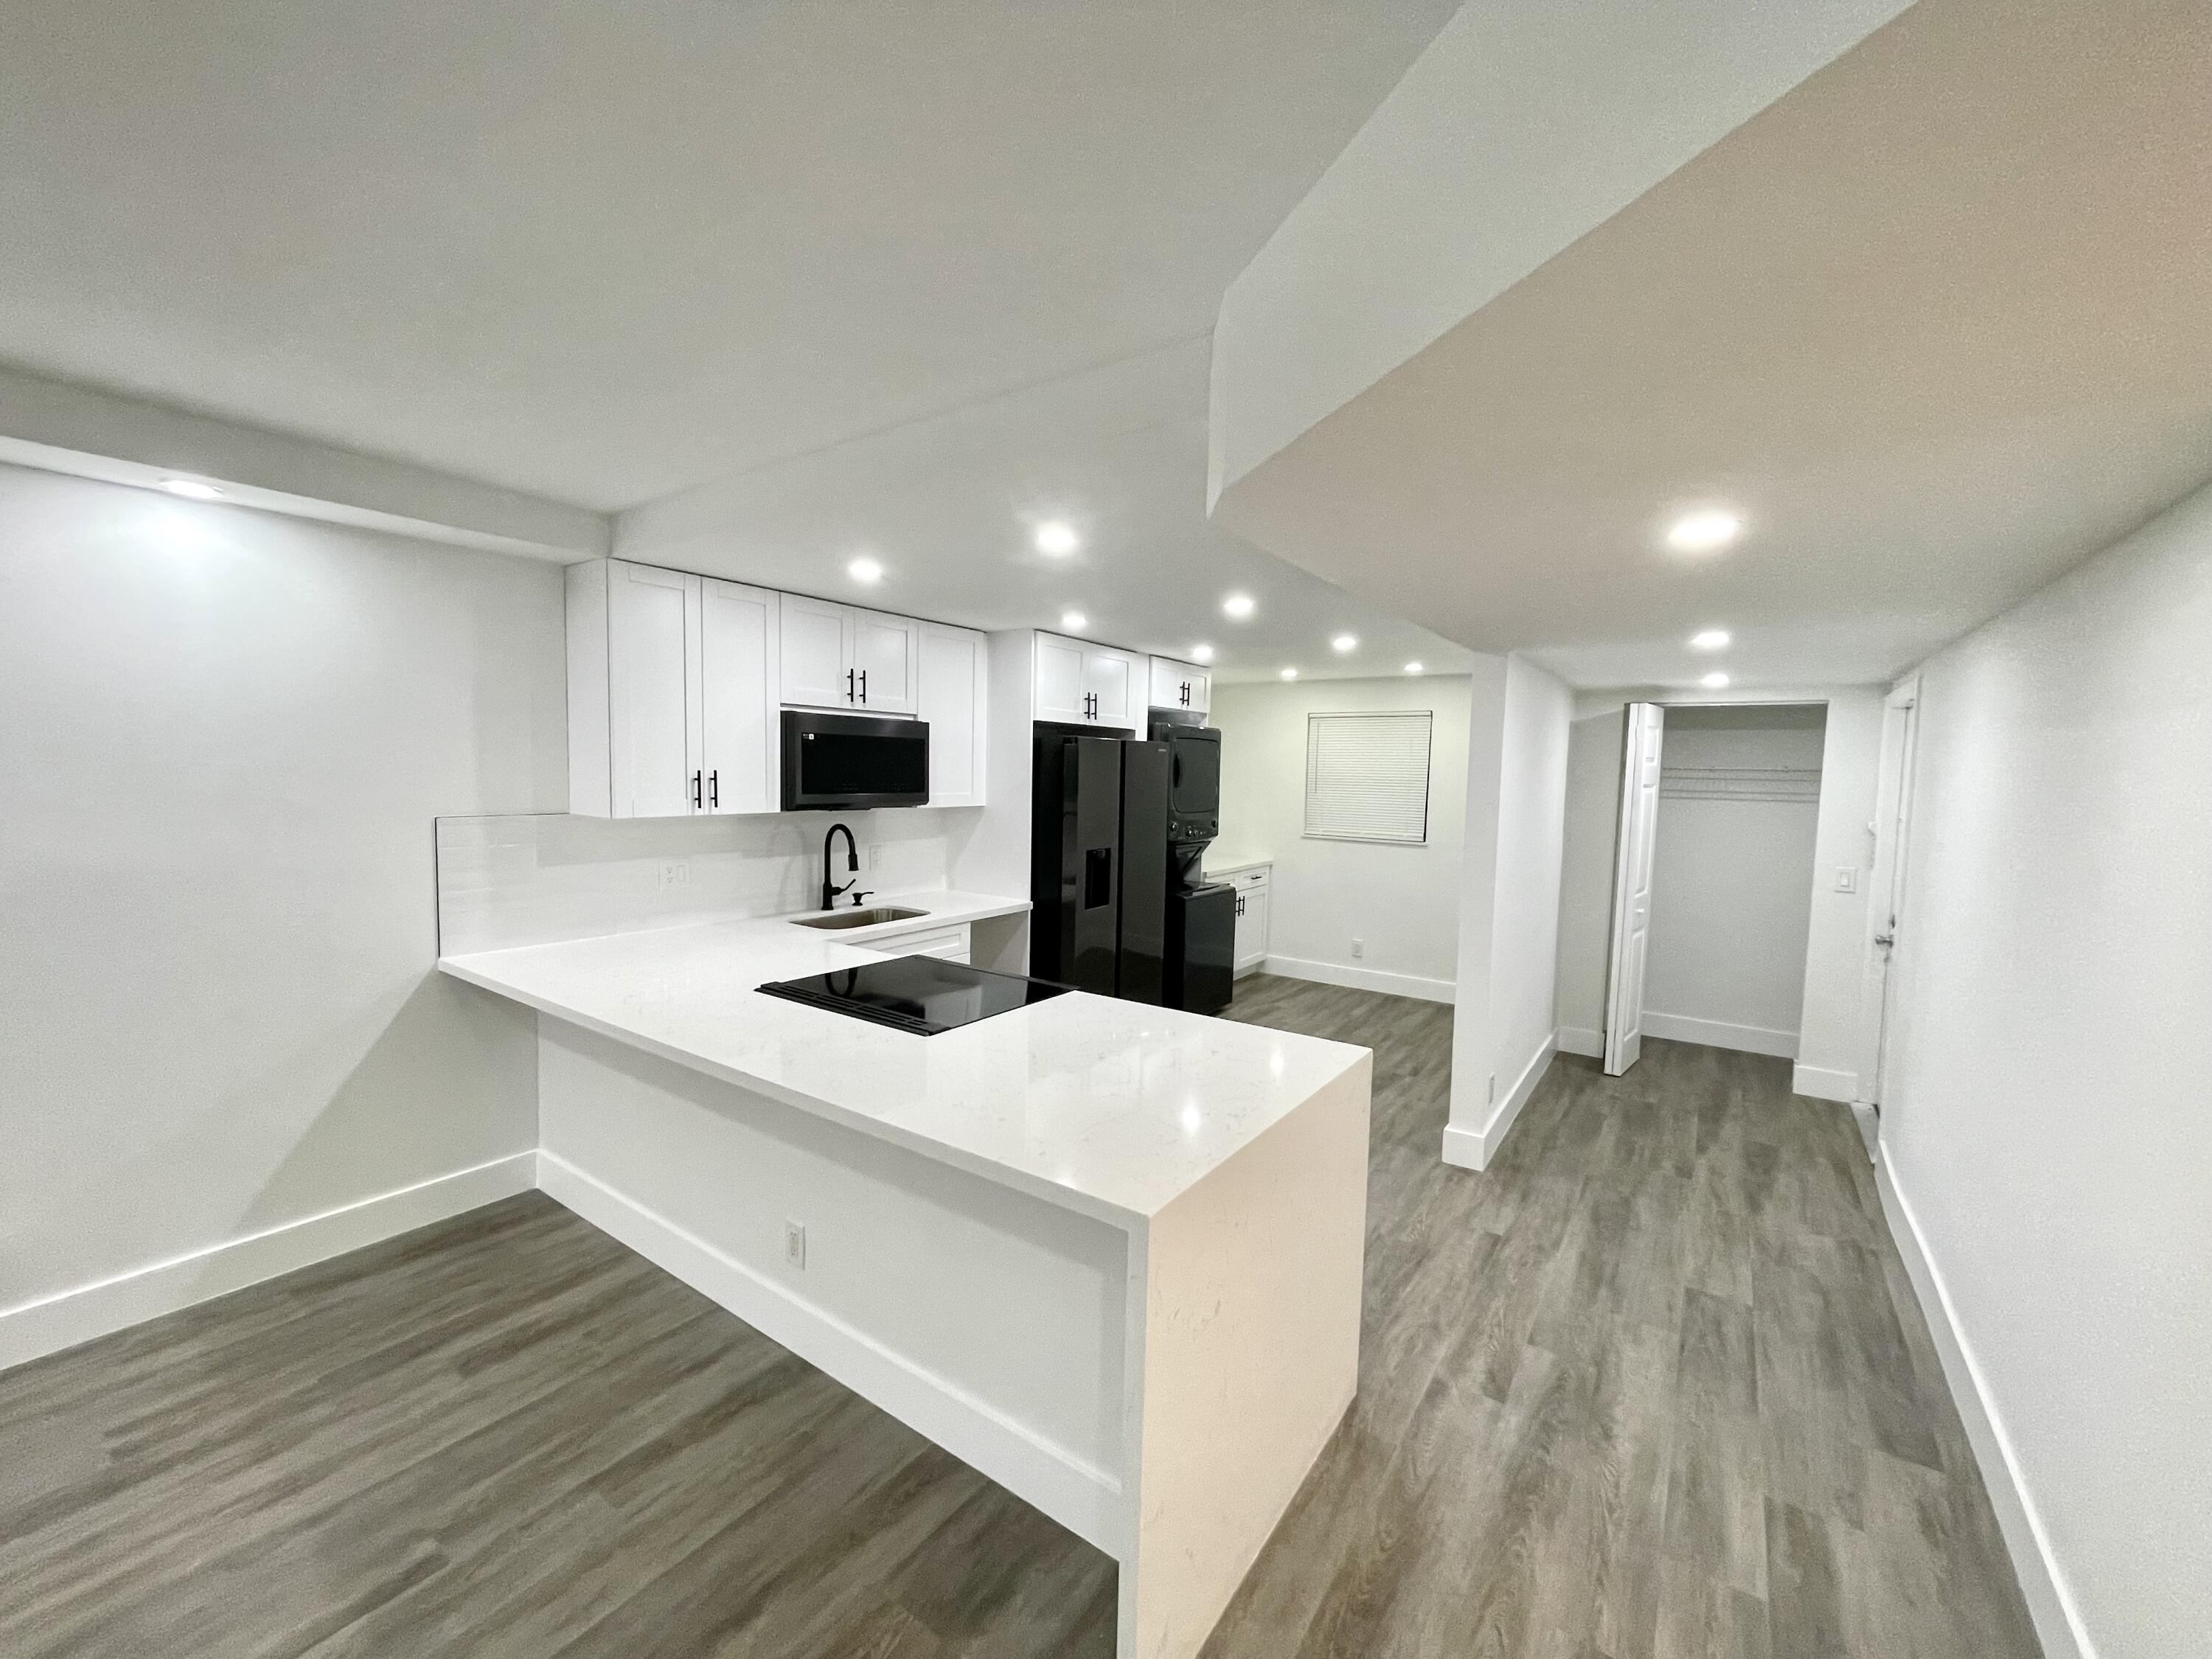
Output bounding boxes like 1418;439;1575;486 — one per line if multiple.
1659;765;1821;804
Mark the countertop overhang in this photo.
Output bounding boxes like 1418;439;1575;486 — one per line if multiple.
438;889;1370;1227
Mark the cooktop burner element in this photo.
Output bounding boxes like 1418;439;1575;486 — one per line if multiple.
757;955;1073;1035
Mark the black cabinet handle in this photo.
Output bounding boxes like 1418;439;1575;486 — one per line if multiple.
692;771;703;809
859;669;868;703
708;770;718;808
1235;894;1245;917
846;668;855;703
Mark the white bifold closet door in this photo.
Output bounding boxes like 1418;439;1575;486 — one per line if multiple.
1603;702;1666;1076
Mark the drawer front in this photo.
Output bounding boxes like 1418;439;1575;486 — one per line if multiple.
878;924;970;963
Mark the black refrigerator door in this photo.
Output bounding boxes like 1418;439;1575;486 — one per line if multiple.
1116;742;1170;1004
1063;736;1123;995
1166;883;1237;1015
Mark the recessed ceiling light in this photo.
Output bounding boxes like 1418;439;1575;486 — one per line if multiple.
1034;521;1079;557
1190;644;1214;664
1666;509;1742;552
160;479;221;501
1404;661;1424;675
1331;634;1358;653
847;556;883;584
1279;667;1298;681
1222;593;1256;620
1702;671;1731;689
1060;611;1088;630
1691;627;1732;650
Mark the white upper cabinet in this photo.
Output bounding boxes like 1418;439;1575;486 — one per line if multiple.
570;560;698;818
1034;633;1091;724
778;595;921;714
699;578;780;815
778;594;849;710
1147;656;1211;717
918;622;989;808
568;560;986;815
570;561;782;818
849;608;920;714
1035;633;1144;728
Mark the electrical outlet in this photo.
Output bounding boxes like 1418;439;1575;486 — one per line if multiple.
1350;938;1365;959
869;842;886;871
785;1221;807;1269
1834;866;1858;894
1487;1073;1498;1104
658;859;690;890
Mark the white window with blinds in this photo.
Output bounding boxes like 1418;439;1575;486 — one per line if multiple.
1304;710;1433;844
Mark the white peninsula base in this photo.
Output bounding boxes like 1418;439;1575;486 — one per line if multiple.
441;896;1371;1659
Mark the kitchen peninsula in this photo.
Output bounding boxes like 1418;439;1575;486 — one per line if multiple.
439;883;1371;1659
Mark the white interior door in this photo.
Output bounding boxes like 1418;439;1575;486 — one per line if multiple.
1860;679;1921;1114
700;578;779;815
1602;702;1666;1075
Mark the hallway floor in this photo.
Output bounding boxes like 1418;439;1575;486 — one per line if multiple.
0;977;2042;1658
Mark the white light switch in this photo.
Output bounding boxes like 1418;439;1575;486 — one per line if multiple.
1834;867;1858;893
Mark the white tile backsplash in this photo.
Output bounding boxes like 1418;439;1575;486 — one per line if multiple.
436;808;975;955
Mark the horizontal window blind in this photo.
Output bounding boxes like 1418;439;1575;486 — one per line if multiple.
1304;711;1432;844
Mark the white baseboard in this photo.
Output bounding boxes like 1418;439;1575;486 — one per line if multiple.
1441;1030;1557;1172
535;1149;1121;1554
1556;1025;1604;1060
1875;1150;2093;1659
1259;953;1455;1004
0;1151;538;1374
1642;1010;1798;1059
1791;1062;1859;1102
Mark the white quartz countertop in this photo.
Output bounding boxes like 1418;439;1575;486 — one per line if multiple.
437;888;1368;1227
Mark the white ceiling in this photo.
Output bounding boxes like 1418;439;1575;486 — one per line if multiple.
1209;0;2212;689
617;338;1475;683
0;0;1456;514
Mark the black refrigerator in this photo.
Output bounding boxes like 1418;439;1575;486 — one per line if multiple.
1030;719;1230;1013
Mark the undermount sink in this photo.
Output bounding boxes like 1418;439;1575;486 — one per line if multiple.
791;906;929;931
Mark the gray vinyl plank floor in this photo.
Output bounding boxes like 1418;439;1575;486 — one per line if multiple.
0;975;2042;1658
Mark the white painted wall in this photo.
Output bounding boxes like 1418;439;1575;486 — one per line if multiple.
1208;673;1472;998
1443;654;1571;1167
0;464;563;1363
1644;706;1824;1055
1484;656;1574;1108
1554;685;1880;1094
1879;479;2212;1659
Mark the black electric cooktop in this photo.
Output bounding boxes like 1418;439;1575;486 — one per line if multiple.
757;955;1072;1035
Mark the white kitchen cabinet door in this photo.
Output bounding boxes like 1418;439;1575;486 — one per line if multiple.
1148;657;1211;716
1034;633;1091;724
700;577;780;815
1085;645;1142;728
779;593;851;709
919;622;988;807
608;561;703;818
1232;876;1270;975
849;609;921;715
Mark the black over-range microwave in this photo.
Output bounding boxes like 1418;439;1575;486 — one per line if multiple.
780;709;931;810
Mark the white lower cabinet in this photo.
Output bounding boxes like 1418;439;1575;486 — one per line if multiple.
883;923;970;964
1221;863;1271;977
